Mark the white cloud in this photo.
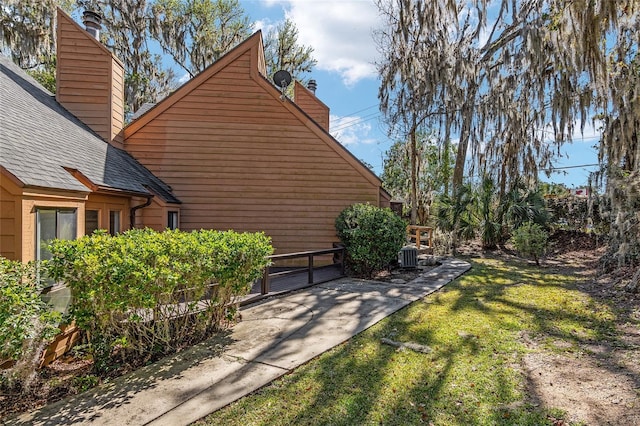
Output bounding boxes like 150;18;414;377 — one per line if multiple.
178;72;191;84
538;118;603;144
478;20;493;49
261;0;380;86
253;18;276;34
330;114;378;146
574;119;602;141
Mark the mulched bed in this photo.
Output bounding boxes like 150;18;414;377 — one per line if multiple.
547;229;601;254
1;355;94;419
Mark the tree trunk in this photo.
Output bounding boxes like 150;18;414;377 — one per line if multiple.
443;136;451;198
453;96;475;190
453;118;470;189
410;126;418;225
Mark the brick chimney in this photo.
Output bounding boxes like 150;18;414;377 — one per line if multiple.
293;80;329;131
56;8;125;148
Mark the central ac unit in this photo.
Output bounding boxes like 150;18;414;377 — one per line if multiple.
398;246;418;268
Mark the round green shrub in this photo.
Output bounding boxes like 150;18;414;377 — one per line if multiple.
335;203;407;277
510;222;548;265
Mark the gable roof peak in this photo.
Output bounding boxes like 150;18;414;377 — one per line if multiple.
125;30;265;137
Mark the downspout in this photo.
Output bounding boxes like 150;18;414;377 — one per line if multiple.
130;196;153;230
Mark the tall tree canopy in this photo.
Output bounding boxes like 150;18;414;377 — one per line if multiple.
376;0;640;265
0;0;73;91
88;0;176;115
3;1;316;119
0;0;69;68
150;0;252;77
381;132;454;225
263;18;317;85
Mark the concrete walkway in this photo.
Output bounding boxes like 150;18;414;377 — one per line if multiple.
9;258;471;426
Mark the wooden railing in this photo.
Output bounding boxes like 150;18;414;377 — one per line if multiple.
407;225;433;249
260;246;346;295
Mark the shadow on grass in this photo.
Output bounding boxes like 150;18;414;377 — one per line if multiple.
204;256;637;425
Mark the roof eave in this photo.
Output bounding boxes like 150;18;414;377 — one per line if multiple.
94;185;151;199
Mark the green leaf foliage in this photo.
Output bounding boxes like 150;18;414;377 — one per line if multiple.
1;257;61;390
434;183;478;251
381;132;455;224
511;222;548;266
150;0;252;77
27;65;56;93
0;258;61;362
335;204;406;277
46;228;272;372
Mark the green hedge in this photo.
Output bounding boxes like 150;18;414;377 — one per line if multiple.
335;203;407;277
1;258;61;388
47;228;272;371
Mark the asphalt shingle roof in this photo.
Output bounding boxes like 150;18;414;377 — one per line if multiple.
0;55;179;204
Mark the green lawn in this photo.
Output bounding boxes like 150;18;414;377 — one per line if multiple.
196;257;616;425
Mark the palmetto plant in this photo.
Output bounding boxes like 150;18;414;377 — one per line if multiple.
435;176;549;251
479;176;501;249
498;178;549;235
435;183;477;252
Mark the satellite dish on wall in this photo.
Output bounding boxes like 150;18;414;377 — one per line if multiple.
273;70;292;89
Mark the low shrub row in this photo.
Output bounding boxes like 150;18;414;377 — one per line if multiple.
3;203;407;386
46;228;272;372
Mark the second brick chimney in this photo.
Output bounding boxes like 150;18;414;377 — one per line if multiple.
56;8;124;148
294;80;329;131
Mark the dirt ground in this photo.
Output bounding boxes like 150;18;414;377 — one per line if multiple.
523;249;640;425
463;233;640;426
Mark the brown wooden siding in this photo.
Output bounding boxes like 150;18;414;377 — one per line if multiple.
56;9;124;148
110;57;125;145
134;196;179;231
294;81;330;131
380;189;391;208
0;183;19;260
40;324;80;367
138;203;164;231
85;193;131;233
125;47;380;254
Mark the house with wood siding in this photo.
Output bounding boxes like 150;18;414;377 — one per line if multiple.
1;8;390;266
0;10;180;268
125;30;390;255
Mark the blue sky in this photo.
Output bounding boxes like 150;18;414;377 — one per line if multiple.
237;0;601;189
241;1;390;170
138;0;595;188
